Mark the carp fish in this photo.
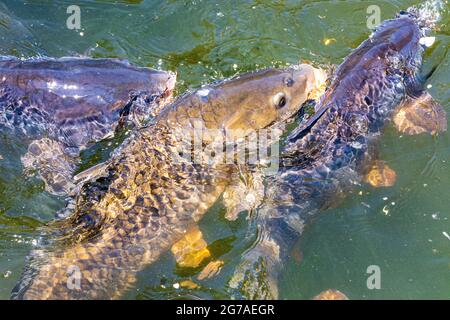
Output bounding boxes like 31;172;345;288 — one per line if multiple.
12;64;326;299
229;2;447;299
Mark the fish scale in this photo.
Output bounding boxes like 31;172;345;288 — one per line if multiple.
12;64;326;299
229;6;447;300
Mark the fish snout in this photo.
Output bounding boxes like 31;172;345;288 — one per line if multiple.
292;64;327;99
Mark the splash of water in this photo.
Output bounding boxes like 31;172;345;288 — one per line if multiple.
407;0;446;29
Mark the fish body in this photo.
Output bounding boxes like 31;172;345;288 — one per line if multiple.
12;64;326;299
0;57;176;194
230;7;446;299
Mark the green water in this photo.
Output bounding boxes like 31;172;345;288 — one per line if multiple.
0;0;449;299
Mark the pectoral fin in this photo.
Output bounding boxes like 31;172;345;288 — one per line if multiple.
170;225;211;269
394;92;447;135
21;138;78;196
170;227;225;279
222;169;264;221
363;160;397;188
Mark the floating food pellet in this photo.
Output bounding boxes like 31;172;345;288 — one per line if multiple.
443;232;450;241
419;36;435;47
323;38;336;46
2;270;12;278
361;202;371;208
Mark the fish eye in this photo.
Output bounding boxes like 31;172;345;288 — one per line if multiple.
284;77;294;87
273;92;287;109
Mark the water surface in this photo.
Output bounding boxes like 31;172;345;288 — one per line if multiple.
0;0;449;299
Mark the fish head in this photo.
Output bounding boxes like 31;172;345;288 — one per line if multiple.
375;2;442;80
216;65;327;134
371;17;425;76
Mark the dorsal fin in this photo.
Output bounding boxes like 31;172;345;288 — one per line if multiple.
288;104;330;142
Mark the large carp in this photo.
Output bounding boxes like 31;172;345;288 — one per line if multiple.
12;64;326;299
229;3;447;299
0;57;176;195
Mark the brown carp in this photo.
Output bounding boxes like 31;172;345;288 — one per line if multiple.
12;64;326;299
229;3;447;299
0;56;176;195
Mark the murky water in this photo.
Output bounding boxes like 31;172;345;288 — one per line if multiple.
0;0;449;299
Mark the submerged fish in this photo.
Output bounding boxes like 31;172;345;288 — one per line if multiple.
0;56;176;195
229;4;447;299
12;64;326;299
